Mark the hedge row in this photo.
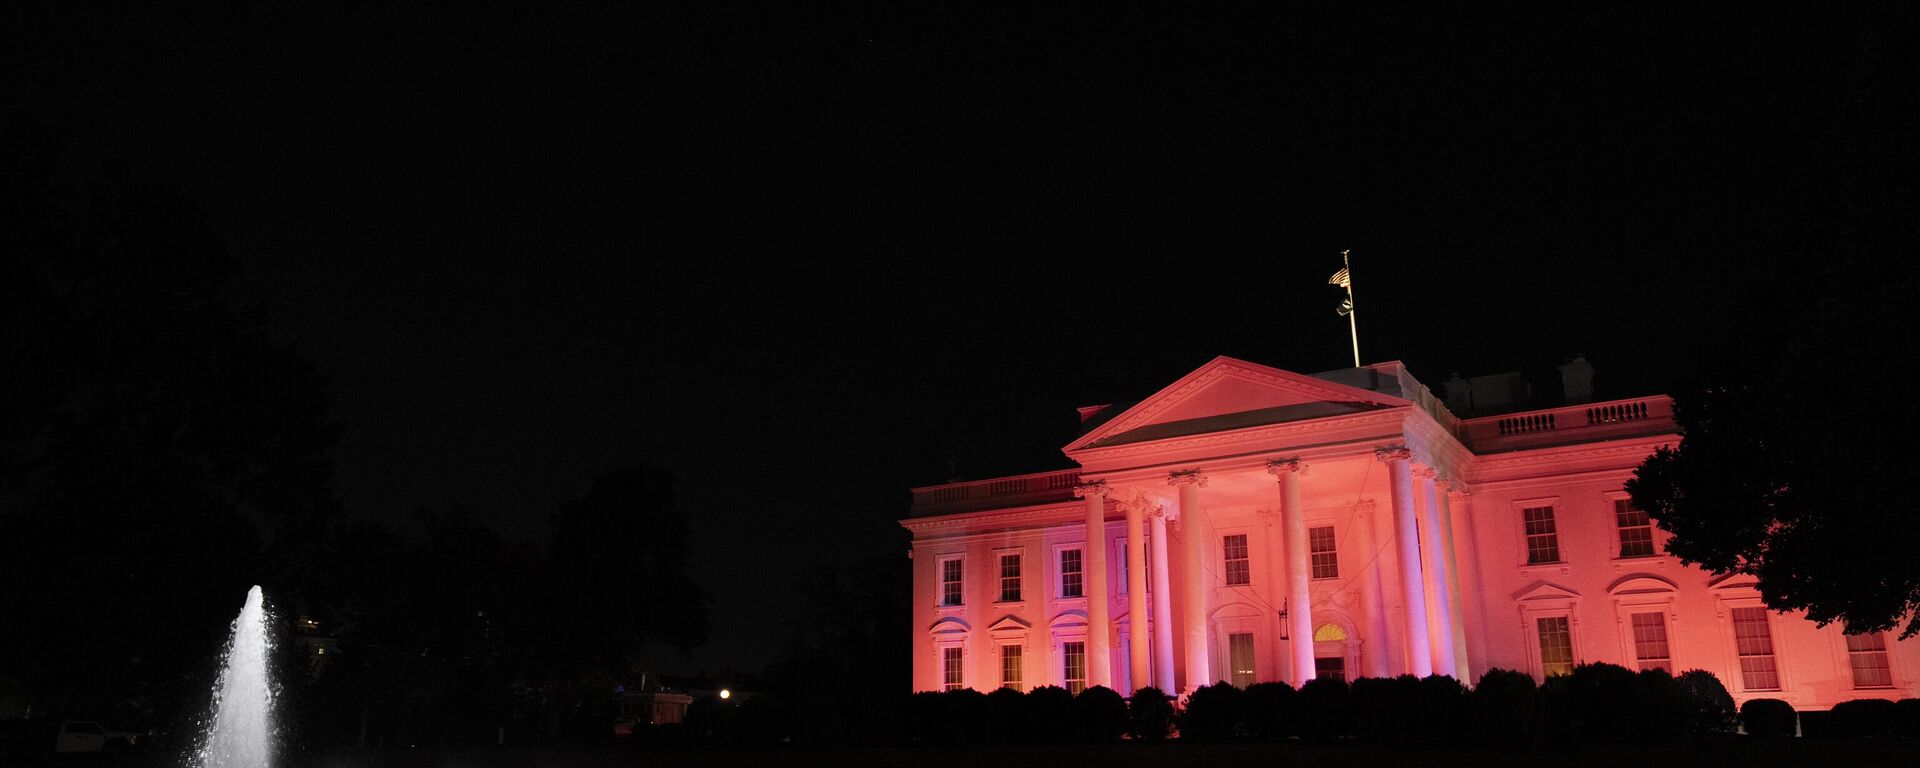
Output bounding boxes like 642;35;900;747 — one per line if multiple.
1179;665;1740;743
1746;697;1920;739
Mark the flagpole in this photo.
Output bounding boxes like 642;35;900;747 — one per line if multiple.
1343;250;1360;367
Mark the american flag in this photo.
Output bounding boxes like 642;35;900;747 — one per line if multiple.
1328;267;1350;289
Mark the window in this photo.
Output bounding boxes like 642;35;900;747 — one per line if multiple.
940;558;964;606
1001;645;1023;690
1523;506;1561;564
1846;632;1893;688
1537;616;1574;677
1223;534;1251;586
1062;641;1087;694
1314;657;1347;682
1616;499;1655;558
1114;537;1152;593
1730;607;1780;691
942;647;964;691
999;554;1023;602
1309;526;1339;579
1228;632;1257;688
1059;549;1083;598
1630;612;1671;672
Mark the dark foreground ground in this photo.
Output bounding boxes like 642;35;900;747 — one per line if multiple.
266;738;1920;768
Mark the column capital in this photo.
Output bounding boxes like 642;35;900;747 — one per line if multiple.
1264;458;1307;477
1167;469;1208;487
1412;466;1439;481
1374;445;1412;463
1436;477;1465;494
1073;479;1109;499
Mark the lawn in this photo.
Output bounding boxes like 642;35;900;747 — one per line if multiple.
283;738;1920;768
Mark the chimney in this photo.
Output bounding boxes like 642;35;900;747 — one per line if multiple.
1559;355;1595;404
1442;373;1473;414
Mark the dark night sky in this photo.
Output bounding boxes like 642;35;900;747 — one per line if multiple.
3;5;1866;672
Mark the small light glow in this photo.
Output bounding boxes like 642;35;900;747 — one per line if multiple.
718;689;731;700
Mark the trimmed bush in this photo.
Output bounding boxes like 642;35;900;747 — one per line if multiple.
1179;682;1245;741
1566;662;1639;741
1534;674;1574;742
1242;682;1297;740
1741;698;1797;737
1896;699;1920;741
1127;687;1175;740
1825;698;1898;740
1297;676;1350;741
1023;686;1075;743
985;687;1027;743
1471;668;1537;744
1631;668;1691;741
1675;669;1738;735
1415;675;1468;742
1073;685;1127;742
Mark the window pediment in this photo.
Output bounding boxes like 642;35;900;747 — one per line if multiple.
1608;574;1679;596
987;615;1032;635
1513;580;1581;602
928;617;971;636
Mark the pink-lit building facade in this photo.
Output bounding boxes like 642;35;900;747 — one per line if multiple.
904;357;1918;710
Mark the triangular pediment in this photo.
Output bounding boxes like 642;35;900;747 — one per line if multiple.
1513;580;1581;602
987;615;1032;634
1065;356;1410;453
1707;573;1760;593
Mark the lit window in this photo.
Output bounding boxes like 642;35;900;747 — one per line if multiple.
1314;657;1346;682
1730;607;1780;691
1846;632;1893;688
999;554;1023;602
1309;526;1339;579
1523;507;1561;564
1059;549;1083;598
1537;616;1574;677
940;558;964;607
942;647;964;691
1616;500;1655;558
1116;537;1152;593
1229;632;1257;688
1062;641;1087;694
1630;612;1671;672
1223;534;1251;586
1001;645;1023;691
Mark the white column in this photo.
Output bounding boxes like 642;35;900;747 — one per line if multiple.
1171;470;1210;692
1378;446;1433;678
1452;487;1492;680
1148;505;1176;692
1437;479;1471;682
1415;467;1457;678
1267;459;1314;684
1074;480;1113;690
1122;493;1151;692
1352;501;1394;678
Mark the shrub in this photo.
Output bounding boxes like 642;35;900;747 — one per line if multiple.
1471;668;1536;744
1741;698;1797;737
1534;674;1574;742
1072;686;1127;742
1127;687;1175;740
1675;670;1737;735
1297;676;1350;740
1824;699;1898;740
985;687;1027;743
1566;662;1639;741
942;688;990;743
903;691;944;743
1415;675;1468;742
1896;699;1920;741
1242;682;1296;740
1023;686;1075;743
1631;668;1691;741
1179;682;1245;741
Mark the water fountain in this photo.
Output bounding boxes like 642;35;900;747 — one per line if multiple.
196;585;274;768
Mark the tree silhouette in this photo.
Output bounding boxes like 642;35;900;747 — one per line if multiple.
1627;10;1920;638
0;117;339;719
